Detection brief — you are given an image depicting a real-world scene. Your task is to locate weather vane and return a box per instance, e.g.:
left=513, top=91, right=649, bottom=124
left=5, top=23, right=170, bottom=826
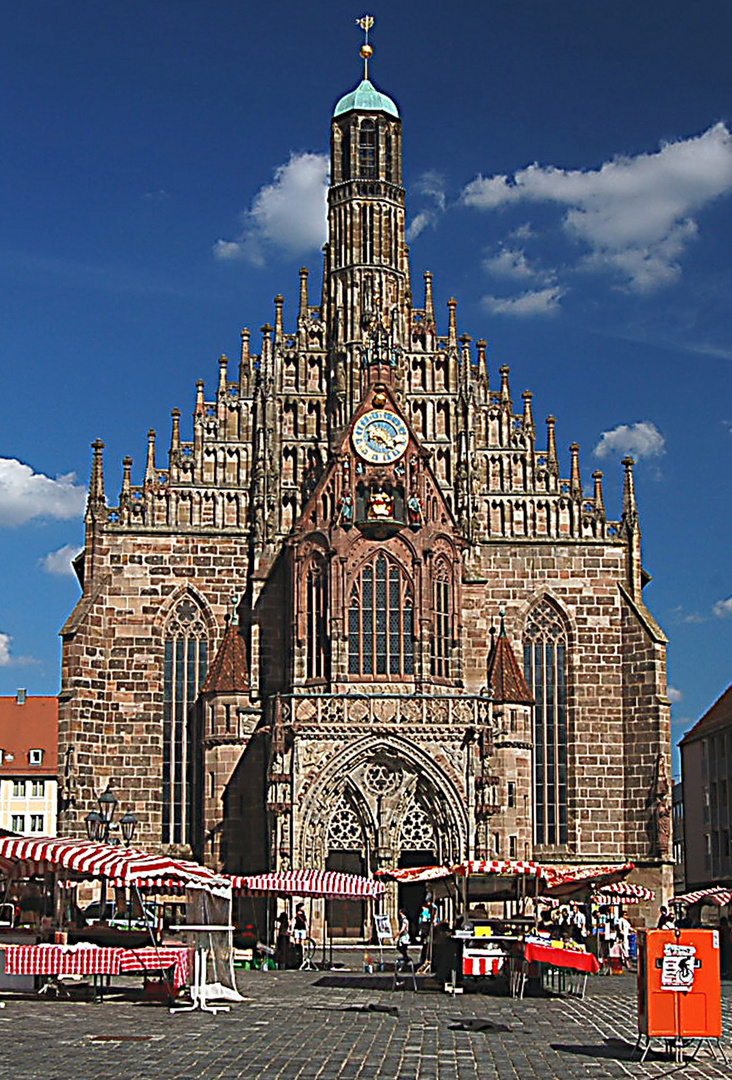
left=356, top=14, right=374, bottom=79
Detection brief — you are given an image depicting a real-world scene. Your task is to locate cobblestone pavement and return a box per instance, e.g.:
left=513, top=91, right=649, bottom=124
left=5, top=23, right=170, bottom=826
left=2, top=971, right=730, bottom=1080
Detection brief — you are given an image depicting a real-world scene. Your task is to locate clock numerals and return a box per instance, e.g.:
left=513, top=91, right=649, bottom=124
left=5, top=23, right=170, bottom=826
left=352, top=409, right=408, bottom=464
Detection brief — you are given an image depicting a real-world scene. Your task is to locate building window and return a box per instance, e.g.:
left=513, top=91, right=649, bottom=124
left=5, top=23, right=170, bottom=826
left=348, top=554, right=414, bottom=677
left=509, top=835, right=517, bottom=859
left=11, top=815, right=25, bottom=833
left=431, top=568, right=452, bottom=679
left=341, top=129, right=351, bottom=181
left=358, top=119, right=377, bottom=179
left=507, top=781, right=516, bottom=809
left=12, top=780, right=26, bottom=798
left=163, top=597, right=208, bottom=846
left=306, top=555, right=329, bottom=681
left=524, top=599, right=569, bottom=847
left=29, top=815, right=43, bottom=833
left=31, top=780, right=45, bottom=798
left=384, top=128, right=393, bottom=182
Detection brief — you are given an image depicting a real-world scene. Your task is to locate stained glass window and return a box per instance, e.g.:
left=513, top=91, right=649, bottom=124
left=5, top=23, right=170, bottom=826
left=348, top=554, right=414, bottom=677
left=523, top=599, right=568, bottom=847
left=163, top=597, right=208, bottom=845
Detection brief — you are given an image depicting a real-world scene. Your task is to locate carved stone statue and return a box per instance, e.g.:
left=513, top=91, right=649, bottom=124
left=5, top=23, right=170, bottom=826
left=645, top=752, right=671, bottom=858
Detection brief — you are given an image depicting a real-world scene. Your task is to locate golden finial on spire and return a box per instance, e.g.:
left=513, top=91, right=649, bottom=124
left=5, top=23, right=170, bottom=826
left=356, top=14, right=374, bottom=79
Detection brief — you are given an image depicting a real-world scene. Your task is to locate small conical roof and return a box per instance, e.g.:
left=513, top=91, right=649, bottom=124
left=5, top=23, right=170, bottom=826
left=334, top=78, right=399, bottom=118
left=200, top=615, right=249, bottom=694
left=486, top=615, right=534, bottom=705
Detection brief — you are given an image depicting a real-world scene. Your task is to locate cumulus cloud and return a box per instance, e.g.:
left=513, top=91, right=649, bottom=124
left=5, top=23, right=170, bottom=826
left=483, top=246, right=553, bottom=283
left=0, top=633, right=11, bottom=666
left=593, top=421, right=665, bottom=460
left=482, top=286, right=563, bottom=317
left=668, top=686, right=683, bottom=703
left=407, top=171, right=447, bottom=241
left=462, top=123, right=732, bottom=292
left=214, top=152, right=329, bottom=266
left=0, top=458, right=87, bottom=527
left=41, top=544, right=83, bottom=577
left=713, top=597, right=732, bottom=618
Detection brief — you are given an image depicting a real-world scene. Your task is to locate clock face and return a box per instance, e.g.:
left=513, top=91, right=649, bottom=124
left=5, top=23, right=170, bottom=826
left=352, top=409, right=409, bottom=464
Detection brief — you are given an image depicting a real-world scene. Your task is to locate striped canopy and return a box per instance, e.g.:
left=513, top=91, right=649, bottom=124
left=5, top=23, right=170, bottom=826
left=230, top=870, right=385, bottom=900
left=451, top=860, right=547, bottom=878
left=375, top=866, right=452, bottom=884
left=0, top=836, right=231, bottom=896
left=541, top=862, right=635, bottom=897
left=596, top=882, right=654, bottom=902
left=675, top=887, right=732, bottom=907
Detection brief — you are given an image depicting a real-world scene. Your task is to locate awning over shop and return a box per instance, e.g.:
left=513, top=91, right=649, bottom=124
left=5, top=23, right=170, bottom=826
left=375, top=866, right=452, bottom=884
left=451, top=860, right=546, bottom=878
left=541, top=862, right=635, bottom=898
left=229, top=870, right=386, bottom=900
left=0, top=836, right=231, bottom=896
left=675, top=887, right=732, bottom=907
left=596, top=882, right=654, bottom=902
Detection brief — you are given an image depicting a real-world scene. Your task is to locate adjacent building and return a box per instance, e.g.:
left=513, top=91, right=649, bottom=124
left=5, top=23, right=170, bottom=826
left=680, top=684, right=732, bottom=891
left=57, top=34, right=673, bottom=927
left=0, top=691, right=58, bottom=837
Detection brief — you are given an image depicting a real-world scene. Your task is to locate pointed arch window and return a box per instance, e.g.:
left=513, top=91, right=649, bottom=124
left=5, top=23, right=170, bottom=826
left=523, top=600, right=568, bottom=847
left=163, top=597, right=208, bottom=846
left=384, top=128, right=393, bottom=183
left=358, top=118, right=377, bottom=179
left=306, top=554, right=329, bottom=681
left=431, top=564, right=453, bottom=679
left=348, top=554, right=414, bottom=677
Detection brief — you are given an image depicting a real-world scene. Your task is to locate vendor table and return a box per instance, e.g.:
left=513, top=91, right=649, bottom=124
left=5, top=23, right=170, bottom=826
left=1, top=943, right=190, bottom=992
left=514, top=940, right=600, bottom=999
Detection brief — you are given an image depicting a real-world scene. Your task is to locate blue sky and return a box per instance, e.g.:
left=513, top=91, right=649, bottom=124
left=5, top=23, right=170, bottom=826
left=0, top=1, right=730, bottom=770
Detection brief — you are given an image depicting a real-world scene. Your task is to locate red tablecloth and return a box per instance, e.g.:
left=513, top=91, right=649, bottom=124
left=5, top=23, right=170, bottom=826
left=523, top=941, right=600, bottom=974
left=1, top=944, right=191, bottom=989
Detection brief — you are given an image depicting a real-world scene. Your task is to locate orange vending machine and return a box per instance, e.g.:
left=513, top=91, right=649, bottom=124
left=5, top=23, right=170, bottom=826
left=637, top=929, right=722, bottom=1052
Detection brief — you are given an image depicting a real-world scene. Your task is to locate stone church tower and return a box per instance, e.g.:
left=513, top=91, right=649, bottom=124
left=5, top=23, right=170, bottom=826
left=58, top=33, right=673, bottom=927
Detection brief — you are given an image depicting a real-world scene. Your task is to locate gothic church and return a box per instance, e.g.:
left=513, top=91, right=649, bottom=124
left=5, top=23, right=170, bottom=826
left=58, top=36, right=673, bottom=929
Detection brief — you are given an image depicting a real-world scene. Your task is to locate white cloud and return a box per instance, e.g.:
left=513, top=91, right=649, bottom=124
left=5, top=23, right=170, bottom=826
left=214, top=152, right=329, bottom=266
left=713, top=597, right=732, bottom=618
left=0, top=633, right=11, bottom=666
left=483, top=246, right=553, bottom=282
left=462, top=123, right=732, bottom=292
left=41, top=544, right=83, bottom=577
left=593, top=421, right=665, bottom=460
left=407, top=171, right=447, bottom=241
left=0, top=458, right=87, bottom=527
left=668, top=686, right=683, bottom=703
left=482, top=286, right=563, bottom=317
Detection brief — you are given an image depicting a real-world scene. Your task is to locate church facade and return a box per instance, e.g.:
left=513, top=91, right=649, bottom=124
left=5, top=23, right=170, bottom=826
left=58, top=47, right=673, bottom=927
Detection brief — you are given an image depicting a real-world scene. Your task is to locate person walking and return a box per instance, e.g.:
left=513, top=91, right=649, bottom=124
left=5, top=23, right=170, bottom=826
left=397, top=908, right=411, bottom=961
left=418, top=899, right=433, bottom=970
left=293, top=903, right=307, bottom=966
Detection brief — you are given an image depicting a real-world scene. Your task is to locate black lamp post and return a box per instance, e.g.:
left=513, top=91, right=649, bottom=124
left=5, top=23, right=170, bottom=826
left=84, top=782, right=138, bottom=847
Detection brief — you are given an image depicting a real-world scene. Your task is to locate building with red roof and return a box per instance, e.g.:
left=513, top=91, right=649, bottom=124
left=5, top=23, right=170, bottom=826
left=0, top=691, right=58, bottom=837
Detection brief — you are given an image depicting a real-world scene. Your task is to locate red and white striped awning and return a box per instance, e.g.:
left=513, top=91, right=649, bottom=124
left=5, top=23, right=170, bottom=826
left=675, top=887, right=732, bottom=907
left=375, top=866, right=452, bottom=884
left=230, top=870, right=385, bottom=900
left=0, top=836, right=230, bottom=896
left=541, top=862, right=635, bottom=897
left=451, top=860, right=547, bottom=878
left=596, top=882, right=654, bottom=902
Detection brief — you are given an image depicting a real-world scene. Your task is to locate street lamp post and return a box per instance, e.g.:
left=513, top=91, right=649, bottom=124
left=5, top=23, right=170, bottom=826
left=84, top=781, right=139, bottom=921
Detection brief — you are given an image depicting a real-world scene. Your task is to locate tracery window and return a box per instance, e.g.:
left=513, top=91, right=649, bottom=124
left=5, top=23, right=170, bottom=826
left=400, top=800, right=436, bottom=850
left=163, top=597, right=208, bottom=845
left=384, top=129, right=393, bottom=182
left=358, top=119, right=377, bottom=179
left=328, top=796, right=364, bottom=849
left=348, top=554, right=414, bottom=677
left=431, top=565, right=452, bottom=679
left=523, top=599, right=569, bottom=846
left=306, top=555, right=329, bottom=681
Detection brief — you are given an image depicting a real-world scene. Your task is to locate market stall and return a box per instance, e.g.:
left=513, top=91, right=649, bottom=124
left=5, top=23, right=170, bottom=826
left=0, top=836, right=231, bottom=1003
left=230, top=869, right=386, bottom=969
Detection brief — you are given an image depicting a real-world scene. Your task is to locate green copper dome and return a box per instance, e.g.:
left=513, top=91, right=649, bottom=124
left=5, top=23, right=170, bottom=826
left=333, top=78, right=399, bottom=119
